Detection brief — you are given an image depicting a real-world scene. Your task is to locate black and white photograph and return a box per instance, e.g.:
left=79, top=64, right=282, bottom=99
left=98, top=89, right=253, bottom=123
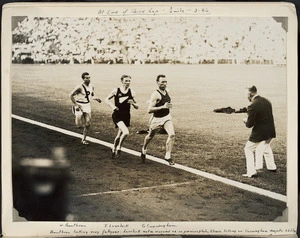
left=1, top=2, right=298, bottom=237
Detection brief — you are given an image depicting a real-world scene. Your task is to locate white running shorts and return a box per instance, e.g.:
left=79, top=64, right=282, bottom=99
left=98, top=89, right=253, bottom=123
left=149, top=114, right=172, bottom=130
left=77, top=102, right=91, bottom=114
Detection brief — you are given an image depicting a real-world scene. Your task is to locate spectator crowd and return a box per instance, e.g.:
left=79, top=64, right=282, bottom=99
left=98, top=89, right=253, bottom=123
left=12, top=16, right=286, bottom=65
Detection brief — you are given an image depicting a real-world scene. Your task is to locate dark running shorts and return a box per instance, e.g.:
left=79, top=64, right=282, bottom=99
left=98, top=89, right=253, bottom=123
left=112, top=110, right=131, bottom=128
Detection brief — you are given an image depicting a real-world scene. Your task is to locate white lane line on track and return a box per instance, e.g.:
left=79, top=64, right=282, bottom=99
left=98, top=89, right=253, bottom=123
left=12, top=114, right=287, bottom=203
left=77, top=181, right=194, bottom=197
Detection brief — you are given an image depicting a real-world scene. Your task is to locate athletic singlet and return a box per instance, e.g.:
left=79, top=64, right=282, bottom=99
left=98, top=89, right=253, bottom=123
left=76, top=84, right=93, bottom=104
left=114, top=88, right=133, bottom=112
left=154, top=90, right=171, bottom=118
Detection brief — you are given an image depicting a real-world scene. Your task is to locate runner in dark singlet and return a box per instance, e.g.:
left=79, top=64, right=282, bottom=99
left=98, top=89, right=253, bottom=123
left=105, top=75, right=139, bottom=159
left=112, top=87, right=133, bottom=128
left=141, top=74, right=175, bottom=165
left=153, top=90, right=171, bottom=118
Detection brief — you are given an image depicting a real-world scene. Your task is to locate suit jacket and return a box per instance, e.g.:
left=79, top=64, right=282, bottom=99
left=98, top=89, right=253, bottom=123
left=245, top=95, right=276, bottom=142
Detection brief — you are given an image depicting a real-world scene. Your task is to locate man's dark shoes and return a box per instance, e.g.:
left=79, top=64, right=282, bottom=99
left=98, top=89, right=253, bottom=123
left=268, top=169, right=277, bottom=173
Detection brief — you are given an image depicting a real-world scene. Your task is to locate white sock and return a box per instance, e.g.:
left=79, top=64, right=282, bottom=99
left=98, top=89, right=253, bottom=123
left=165, top=152, right=171, bottom=160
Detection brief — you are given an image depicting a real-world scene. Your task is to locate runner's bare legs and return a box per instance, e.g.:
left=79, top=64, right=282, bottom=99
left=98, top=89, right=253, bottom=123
left=113, top=121, right=129, bottom=158
left=141, top=129, right=157, bottom=155
left=163, top=120, right=175, bottom=160
left=82, top=113, right=91, bottom=144
left=141, top=121, right=175, bottom=164
left=113, top=129, right=122, bottom=152
left=75, top=113, right=83, bottom=128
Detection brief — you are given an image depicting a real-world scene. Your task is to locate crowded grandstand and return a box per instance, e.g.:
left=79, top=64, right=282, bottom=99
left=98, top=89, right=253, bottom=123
left=12, top=17, right=287, bottom=65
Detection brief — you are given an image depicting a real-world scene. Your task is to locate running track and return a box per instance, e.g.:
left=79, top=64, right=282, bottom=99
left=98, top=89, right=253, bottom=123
left=12, top=114, right=287, bottom=203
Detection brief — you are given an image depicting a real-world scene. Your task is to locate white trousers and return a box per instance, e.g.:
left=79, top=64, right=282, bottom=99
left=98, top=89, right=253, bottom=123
left=244, top=139, right=277, bottom=174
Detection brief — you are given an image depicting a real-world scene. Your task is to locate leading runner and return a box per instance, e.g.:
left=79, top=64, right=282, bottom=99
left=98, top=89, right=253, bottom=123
left=141, top=74, right=175, bottom=165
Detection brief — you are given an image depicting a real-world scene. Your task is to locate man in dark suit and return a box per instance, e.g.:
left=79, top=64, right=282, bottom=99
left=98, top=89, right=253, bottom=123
left=242, top=85, right=277, bottom=178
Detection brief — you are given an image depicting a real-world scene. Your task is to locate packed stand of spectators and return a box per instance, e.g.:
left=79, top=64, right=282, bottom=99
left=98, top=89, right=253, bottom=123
left=12, top=16, right=286, bottom=65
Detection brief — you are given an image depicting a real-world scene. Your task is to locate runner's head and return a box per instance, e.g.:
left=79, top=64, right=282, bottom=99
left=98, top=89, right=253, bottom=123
left=81, top=72, right=91, bottom=85
left=156, top=74, right=167, bottom=90
left=121, top=74, right=131, bottom=88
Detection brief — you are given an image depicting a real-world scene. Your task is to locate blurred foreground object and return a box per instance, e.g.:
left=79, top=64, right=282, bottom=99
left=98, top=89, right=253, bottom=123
left=13, top=147, right=71, bottom=221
